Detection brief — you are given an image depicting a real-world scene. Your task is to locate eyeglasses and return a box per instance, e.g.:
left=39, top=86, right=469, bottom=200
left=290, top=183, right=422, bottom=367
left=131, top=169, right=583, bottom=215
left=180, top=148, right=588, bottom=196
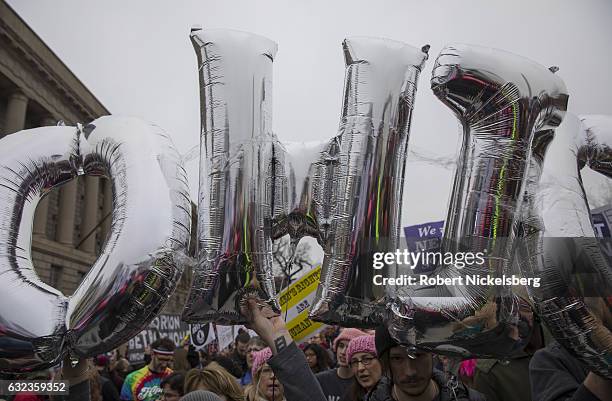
left=349, top=356, right=377, bottom=368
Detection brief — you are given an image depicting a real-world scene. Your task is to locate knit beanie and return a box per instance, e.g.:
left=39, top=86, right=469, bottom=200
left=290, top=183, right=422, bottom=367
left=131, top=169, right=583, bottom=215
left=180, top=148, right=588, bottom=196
left=94, top=354, right=109, bottom=367
left=332, top=328, right=367, bottom=352
left=180, top=390, right=223, bottom=401
left=459, top=359, right=477, bottom=378
left=346, top=335, right=377, bottom=364
left=251, top=347, right=273, bottom=377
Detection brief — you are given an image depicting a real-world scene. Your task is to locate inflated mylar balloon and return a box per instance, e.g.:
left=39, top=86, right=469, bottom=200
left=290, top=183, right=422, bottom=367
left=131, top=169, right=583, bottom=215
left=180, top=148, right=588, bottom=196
left=519, top=113, right=612, bottom=378
left=272, top=138, right=341, bottom=245
left=0, top=126, right=78, bottom=373
left=0, top=116, right=191, bottom=373
left=388, top=44, right=568, bottom=358
left=68, top=116, right=192, bottom=356
left=182, top=28, right=280, bottom=324
left=309, top=37, right=429, bottom=327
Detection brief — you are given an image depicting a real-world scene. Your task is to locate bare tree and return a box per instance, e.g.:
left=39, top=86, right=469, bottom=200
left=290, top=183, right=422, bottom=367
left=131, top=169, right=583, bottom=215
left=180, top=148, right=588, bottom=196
left=272, top=235, right=316, bottom=290
left=576, top=166, right=612, bottom=212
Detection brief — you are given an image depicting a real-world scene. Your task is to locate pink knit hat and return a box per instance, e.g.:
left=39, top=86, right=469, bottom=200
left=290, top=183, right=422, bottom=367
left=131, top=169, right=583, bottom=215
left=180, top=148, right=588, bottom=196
left=251, top=347, right=273, bottom=377
left=333, top=328, right=367, bottom=352
left=346, top=335, right=377, bottom=364
left=459, top=359, right=477, bottom=378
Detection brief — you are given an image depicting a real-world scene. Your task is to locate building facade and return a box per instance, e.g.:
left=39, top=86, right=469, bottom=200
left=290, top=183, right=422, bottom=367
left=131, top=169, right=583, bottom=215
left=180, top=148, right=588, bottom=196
left=0, top=0, right=191, bottom=314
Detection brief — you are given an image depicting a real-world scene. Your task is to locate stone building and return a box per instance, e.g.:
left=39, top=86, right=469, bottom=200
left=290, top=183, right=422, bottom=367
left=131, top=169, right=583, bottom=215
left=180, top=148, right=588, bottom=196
left=0, top=0, right=192, bottom=314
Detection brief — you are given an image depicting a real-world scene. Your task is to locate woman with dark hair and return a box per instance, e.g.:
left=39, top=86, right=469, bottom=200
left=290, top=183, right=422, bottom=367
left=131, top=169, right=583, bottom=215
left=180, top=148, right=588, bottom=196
left=187, top=346, right=203, bottom=369
left=160, top=372, right=185, bottom=401
left=303, top=344, right=331, bottom=374
left=109, top=357, right=130, bottom=393
left=339, top=335, right=381, bottom=401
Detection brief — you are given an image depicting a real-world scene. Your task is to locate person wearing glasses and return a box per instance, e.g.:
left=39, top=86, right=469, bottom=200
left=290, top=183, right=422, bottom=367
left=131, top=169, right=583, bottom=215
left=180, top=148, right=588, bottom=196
left=241, top=337, right=267, bottom=386
left=366, top=327, right=485, bottom=401
left=240, top=299, right=326, bottom=401
left=121, top=337, right=175, bottom=401
left=317, top=328, right=367, bottom=401
left=244, top=347, right=285, bottom=401
left=340, top=335, right=382, bottom=401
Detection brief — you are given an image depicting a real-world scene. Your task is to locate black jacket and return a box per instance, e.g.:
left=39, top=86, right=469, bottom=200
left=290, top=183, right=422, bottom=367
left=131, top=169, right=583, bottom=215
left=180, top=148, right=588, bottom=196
left=529, top=341, right=601, bottom=401
left=268, top=342, right=327, bottom=401
left=365, top=372, right=485, bottom=401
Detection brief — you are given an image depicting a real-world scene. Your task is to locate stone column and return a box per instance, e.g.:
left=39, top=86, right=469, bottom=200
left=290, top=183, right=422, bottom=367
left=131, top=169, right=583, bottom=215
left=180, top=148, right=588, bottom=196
left=33, top=116, right=57, bottom=238
left=56, top=179, right=78, bottom=245
left=79, top=176, right=100, bottom=254
left=101, top=179, right=113, bottom=239
left=39, top=116, right=56, bottom=127
left=3, top=91, right=29, bottom=137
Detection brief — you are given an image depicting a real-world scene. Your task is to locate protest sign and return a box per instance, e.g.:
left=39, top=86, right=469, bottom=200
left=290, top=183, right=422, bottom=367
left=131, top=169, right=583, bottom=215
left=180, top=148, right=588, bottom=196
left=403, top=220, right=444, bottom=273
left=216, top=324, right=234, bottom=351
left=127, top=314, right=189, bottom=365
left=190, top=323, right=215, bottom=350
left=279, top=266, right=325, bottom=343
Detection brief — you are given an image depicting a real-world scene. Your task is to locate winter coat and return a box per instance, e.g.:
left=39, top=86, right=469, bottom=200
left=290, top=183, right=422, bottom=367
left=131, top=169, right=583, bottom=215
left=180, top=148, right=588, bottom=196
left=365, top=371, right=485, bottom=401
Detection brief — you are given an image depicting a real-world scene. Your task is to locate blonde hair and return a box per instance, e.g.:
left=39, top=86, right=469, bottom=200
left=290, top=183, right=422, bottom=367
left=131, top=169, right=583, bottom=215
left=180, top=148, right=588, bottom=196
left=453, top=301, right=498, bottom=332
left=184, top=364, right=245, bottom=401
left=244, top=382, right=265, bottom=401
left=243, top=365, right=285, bottom=401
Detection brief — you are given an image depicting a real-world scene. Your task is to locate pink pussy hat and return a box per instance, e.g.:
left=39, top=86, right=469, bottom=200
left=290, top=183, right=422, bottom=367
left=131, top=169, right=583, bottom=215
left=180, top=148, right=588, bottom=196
left=251, top=347, right=273, bottom=377
left=333, top=328, right=367, bottom=352
left=346, top=335, right=377, bottom=364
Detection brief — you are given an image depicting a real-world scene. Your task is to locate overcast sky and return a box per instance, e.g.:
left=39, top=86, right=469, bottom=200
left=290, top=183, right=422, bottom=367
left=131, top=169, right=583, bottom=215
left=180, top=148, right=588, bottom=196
left=8, top=0, right=612, bottom=225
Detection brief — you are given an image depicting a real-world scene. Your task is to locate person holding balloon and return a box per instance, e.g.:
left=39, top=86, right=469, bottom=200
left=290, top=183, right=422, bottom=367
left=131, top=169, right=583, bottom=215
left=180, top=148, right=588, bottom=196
left=316, top=328, right=367, bottom=401
left=240, top=298, right=484, bottom=401
left=120, top=338, right=175, bottom=401
left=241, top=298, right=327, bottom=401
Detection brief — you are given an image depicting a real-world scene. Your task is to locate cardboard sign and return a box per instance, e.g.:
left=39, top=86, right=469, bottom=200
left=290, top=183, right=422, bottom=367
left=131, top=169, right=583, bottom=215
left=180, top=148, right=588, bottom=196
left=279, top=266, right=325, bottom=343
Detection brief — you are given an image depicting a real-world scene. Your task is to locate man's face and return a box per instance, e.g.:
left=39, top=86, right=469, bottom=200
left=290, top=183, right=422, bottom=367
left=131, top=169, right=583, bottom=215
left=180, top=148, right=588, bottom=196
left=236, top=340, right=249, bottom=358
left=311, top=334, right=323, bottom=345
left=151, top=352, right=174, bottom=372
left=388, top=347, right=433, bottom=396
left=336, top=340, right=350, bottom=367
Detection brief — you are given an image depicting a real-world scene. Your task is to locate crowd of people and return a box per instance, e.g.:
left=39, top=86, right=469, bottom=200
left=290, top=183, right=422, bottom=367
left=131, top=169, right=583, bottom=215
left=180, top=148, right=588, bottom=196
left=2, top=299, right=610, bottom=401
